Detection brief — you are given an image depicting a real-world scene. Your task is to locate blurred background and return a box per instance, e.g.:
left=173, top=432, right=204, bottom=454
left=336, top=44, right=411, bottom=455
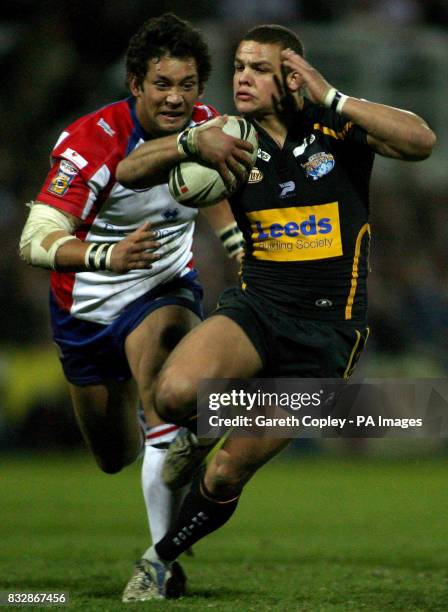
left=0, top=0, right=447, bottom=454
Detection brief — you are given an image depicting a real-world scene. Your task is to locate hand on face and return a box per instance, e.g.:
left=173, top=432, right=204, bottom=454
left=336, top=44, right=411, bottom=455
left=233, top=41, right=306, bottom=120
left=281, top=49, right=333, bottom=106
left=272, top=63, right=300, bottom=116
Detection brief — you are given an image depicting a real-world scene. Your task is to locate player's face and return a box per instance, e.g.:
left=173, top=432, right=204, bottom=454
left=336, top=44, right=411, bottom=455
left=233, top=41, right=284, bottom=118
left=132, top=55, right=200, bottom=136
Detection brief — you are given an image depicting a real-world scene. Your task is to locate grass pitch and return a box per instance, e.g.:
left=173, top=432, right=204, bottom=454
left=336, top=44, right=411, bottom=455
left=1, top=450, right=447, bottom=611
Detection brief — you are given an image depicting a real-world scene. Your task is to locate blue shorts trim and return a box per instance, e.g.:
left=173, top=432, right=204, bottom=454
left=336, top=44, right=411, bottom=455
left=50, top=271, right=203, bottom=386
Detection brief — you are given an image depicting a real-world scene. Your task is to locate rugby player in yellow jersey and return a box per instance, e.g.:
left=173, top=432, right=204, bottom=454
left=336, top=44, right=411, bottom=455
left=115, top=24, right=436, bottom=597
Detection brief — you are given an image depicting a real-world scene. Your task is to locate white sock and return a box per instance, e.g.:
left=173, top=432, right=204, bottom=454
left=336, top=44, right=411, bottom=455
left=141, top=424, right=188, bottom=546
left=142, top=544, right=159, bottom=563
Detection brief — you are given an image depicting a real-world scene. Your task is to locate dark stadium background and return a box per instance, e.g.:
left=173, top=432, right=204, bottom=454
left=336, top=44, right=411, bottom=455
left=0, top=1, right=447, bottom=452
left=1, top=3, right=447, bottom=610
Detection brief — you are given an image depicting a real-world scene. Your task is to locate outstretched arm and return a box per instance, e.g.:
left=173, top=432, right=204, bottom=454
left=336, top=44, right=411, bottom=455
left=116, top=117, right=254, bottom=190
left=281, top=49, right=436, bottom=161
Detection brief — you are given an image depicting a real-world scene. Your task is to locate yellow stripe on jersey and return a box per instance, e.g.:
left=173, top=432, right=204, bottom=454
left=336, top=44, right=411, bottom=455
left=345, top=223, right=370, bottom=320
left=313, top=122, right=353, bottom=140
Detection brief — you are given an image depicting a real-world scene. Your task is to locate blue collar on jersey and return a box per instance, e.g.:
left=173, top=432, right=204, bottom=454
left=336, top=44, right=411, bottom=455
left=126, top=96, right=151, bottom=156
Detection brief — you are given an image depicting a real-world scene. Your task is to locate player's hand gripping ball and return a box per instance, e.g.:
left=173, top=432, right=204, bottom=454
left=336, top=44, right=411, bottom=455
left=169, top=116, right=258, bottom=207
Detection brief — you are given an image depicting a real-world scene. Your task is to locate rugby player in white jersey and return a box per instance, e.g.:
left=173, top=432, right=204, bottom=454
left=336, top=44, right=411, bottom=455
left=19, top=13, right=253, bottom=602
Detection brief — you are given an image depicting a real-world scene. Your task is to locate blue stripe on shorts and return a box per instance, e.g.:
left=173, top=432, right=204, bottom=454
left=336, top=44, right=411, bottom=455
left=50, top=271, right=203, bottom=386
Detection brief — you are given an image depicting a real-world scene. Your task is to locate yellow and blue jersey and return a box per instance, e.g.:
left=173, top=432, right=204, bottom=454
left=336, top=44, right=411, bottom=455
left=231, top=100, right=374, bottom=323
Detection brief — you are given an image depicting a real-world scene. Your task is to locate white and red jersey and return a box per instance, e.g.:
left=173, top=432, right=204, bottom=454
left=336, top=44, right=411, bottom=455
left=37, top=98, right=217, bottom=325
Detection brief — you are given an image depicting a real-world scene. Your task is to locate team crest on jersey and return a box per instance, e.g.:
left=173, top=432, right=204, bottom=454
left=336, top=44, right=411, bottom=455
left=47, top=160, right=78, bottom=196
left=301, top=152, right=335, bottom=181
left=248, top=167, right=263, bottom=183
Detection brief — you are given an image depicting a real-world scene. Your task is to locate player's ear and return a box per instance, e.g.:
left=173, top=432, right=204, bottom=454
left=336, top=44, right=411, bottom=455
left=198, top=83, right=205, bottom=98
left=286, top=70, right=301, bottom=93
left=129, top=75, right=142, bottom=97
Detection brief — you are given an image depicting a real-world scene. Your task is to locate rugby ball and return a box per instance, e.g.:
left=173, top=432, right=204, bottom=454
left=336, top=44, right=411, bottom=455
left=168, top=116, right=258, bottom=208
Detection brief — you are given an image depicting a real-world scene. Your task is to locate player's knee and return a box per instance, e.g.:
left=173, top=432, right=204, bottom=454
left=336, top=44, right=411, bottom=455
left=94, top=448, right=137, bottom=474
left=205, top=452, right=255, bottom=498
left=96, top=457, right=125, bottom=474
left=154, top=367, right=196, bottom=424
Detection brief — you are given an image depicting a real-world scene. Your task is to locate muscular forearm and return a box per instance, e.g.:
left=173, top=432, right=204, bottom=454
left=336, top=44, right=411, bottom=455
left=200, top=200, right=237, bottom=232
left=339, top=96, right=436, bottom=160
left=116, top=133, right=183, bottom=189
left=54, top=226, right=160, bottom=273
left=54, top=238, right=98, bottom=271
left=281, top=50, right=436, bottom=161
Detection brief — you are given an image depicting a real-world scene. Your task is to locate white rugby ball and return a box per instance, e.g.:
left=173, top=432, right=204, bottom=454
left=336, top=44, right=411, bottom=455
left=168, top=116, right=258, bottom=208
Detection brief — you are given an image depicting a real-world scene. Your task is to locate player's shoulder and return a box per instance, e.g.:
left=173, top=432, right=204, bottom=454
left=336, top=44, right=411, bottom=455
left=61, top=99, right=133, bottom=139
left=51, top=99, right=133, bottom=173
left=192, top=102, right=219, bottom=124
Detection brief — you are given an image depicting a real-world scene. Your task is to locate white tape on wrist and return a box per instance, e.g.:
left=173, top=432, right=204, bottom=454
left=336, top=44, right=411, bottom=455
left=177, top=129, right=193, bottom=158
left=324, top=88, right=348, bottom=114
left=84, top=243, right=115, bottom=271
left=105, top=244, right=115, bottom=270
left=335, top=93, right=348, bottom=114
left=324, top=88, right=337, bottom=108
left=216, top=222, right=245, bottom=258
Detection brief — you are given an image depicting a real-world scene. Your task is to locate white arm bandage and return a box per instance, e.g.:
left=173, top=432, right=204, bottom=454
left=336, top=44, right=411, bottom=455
left=19, top=202, right=79, bottom=270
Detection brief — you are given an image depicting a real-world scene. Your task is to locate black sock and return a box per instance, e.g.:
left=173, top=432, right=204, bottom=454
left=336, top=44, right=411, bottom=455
left=155, top=478, right=240, bottom=562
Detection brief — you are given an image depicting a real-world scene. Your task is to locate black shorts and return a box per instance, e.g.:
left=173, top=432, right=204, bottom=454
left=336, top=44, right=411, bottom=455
left=214, top=287, right=369, bottom=378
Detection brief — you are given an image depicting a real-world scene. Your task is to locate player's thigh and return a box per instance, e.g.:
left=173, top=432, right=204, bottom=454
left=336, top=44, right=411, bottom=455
left=155, top=315, right=263, bottom=418
left=162, top=314, right=263, bottom=382
left=69, top=378, right=140, bottom=470
left=124, top=304, right=201, bottom=419
left=206, top=436, right=291, bottom=491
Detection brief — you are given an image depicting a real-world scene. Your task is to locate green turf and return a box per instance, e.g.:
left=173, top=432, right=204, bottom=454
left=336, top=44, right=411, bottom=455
left=1, top=451, right=447, bottom=611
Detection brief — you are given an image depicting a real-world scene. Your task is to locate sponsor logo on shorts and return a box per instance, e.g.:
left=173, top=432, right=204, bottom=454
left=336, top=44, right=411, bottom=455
left=315, top=298, right=333, bottom=308
left=301, top=152, right=335, bottom=180
left=248, top=167, right=263, bottom=183
left=47, top=160, right=78, bottom=196
left=247, top=202, right=342, bottom=262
